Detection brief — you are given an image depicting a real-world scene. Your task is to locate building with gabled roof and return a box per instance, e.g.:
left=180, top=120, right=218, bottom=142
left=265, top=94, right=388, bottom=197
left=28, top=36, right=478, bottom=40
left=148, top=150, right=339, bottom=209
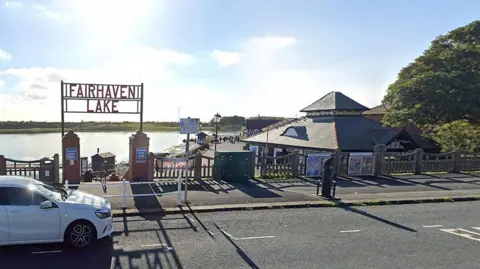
left=243, top=91, right=439, bottom=154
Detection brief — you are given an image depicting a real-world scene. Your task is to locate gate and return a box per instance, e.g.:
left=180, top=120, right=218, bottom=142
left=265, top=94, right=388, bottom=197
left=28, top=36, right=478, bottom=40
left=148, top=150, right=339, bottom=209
left=153, top=155, right=195, bottom=179
left=0, top=154, right=59, bottom=183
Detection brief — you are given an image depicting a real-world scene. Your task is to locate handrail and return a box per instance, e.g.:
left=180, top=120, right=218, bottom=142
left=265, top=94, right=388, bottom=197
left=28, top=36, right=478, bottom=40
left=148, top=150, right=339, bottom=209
left=63, top=178, right=184, bottom=208
left=5, top=158, right=47, bottom=164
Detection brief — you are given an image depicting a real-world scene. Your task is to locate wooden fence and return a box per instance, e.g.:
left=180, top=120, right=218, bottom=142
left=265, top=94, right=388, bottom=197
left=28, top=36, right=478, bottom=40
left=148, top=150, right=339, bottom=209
left=0, top=154, right=60, bottom=183
left=256, top=153, right=296, bottom=177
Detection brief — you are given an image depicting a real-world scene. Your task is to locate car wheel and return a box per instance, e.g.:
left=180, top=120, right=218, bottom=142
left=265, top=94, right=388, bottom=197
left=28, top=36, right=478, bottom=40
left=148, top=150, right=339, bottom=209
left=66, top=221, right=97, bottom=249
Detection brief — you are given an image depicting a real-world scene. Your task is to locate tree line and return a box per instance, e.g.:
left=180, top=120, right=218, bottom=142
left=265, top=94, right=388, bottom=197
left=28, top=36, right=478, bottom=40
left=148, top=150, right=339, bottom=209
left=0, top=116, right=286, bottom=130
left=382, top=20, right=480, bottom=152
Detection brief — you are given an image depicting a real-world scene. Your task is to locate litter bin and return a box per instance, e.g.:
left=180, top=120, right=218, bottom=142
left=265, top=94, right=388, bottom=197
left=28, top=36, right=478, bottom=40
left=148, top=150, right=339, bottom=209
left=83, top=169, right=93, bottom=182
left=39, top=157, right=54, bottom=183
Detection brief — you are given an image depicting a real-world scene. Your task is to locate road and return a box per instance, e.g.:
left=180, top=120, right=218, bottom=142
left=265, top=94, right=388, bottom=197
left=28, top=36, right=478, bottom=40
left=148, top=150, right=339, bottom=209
left=2, top=202, right=480, bottom=269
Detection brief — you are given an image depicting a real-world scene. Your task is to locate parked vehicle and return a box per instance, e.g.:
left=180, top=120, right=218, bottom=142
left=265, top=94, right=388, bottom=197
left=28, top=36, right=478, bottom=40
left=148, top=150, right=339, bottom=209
left=0, top=176, right=113, bottom=248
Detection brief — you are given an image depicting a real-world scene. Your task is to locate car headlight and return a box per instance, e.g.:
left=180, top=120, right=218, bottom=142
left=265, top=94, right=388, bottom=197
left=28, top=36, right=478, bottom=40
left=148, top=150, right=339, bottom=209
left=95, top=209, right=111, bottom=219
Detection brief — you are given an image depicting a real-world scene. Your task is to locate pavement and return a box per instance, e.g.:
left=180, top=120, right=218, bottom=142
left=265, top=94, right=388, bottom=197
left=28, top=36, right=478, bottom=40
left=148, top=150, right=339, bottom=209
left=2, top=201, right=480, bottom=269
left=73, top=173, right=480, bottom=215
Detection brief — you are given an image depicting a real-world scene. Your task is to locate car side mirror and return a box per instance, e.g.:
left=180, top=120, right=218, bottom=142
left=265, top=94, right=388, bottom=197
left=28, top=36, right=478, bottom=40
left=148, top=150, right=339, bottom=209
left=40, top=200, right=53, bottom=209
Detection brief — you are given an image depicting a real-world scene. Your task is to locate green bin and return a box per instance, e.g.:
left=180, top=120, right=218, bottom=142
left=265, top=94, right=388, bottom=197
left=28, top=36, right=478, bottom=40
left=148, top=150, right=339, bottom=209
left=213, top=150, right=254, bottom=182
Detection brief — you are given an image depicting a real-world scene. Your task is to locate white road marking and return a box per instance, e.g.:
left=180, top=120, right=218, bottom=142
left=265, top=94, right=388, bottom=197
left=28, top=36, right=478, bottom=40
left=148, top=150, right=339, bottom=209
left=472, top=227, right=480, bottom=231
left=340, top=230, right=361, bottom=233
left=422, top=225, right=443, bottom=228
left=457, top=228, right=480, bottom=236
left=32, top=250, right=62, bottom=255
left=219, top=229, right=274, bottom=241
left=236, top=236, right=276, bottom=240
left=141, top=243, right=174, bottom=251
left=440, top=228, right=480, bottom=242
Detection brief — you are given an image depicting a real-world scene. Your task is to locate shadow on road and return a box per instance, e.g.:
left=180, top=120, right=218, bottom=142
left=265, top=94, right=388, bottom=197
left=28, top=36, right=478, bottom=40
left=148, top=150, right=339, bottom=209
left=130, top=183, right=185, bottom=269
left=0, top=238, right=114, bottom=269
left=339, top=204, right=417, bottom=233
left=213, top=223, right=260, bottom=269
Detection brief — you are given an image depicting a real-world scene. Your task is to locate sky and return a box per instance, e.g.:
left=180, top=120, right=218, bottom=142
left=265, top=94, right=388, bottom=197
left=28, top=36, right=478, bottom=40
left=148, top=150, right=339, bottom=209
left=0, top=0, right=479, bottom=122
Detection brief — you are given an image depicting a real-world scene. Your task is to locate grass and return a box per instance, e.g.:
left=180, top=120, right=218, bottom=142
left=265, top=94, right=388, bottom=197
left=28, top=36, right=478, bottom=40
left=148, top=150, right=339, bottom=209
left=0, top=123, right=241, bottom=134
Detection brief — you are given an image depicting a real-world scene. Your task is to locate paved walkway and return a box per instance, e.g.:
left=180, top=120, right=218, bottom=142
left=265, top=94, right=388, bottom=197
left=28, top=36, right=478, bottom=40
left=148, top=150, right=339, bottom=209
left=75, top=173, right=480, bottom=212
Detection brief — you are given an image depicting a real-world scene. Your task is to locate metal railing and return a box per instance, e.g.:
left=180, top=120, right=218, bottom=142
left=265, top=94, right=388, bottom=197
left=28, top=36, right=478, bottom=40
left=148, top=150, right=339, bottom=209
left=63, top=177, right=185, bottom=209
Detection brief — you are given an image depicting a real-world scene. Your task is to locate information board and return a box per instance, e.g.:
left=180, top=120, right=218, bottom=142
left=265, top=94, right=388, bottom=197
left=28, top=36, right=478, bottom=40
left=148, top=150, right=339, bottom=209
left=157, top=157, right=194, bottom=170
left=306, top=153, right=331, bottom=177
left=66, top=148, right=77, bottom=161
left=180, top=118, right=200, bottom=134
left=348, top=152, right=374, bottom=175
left=136, top=147, right=147, bottom=163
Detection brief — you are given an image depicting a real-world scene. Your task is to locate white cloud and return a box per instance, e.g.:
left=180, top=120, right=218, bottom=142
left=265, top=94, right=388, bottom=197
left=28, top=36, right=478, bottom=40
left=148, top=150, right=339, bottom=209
left=0, top=35, right=392, bottom=122
left=0, top=46, right=209, bottom=122
left=0, top=80, right=4, bottom=88
left=0, top=49, right=11, bottom=60
left=210, top=50, right=241, bottom=67
left=3, top=0, right=22, bottom=8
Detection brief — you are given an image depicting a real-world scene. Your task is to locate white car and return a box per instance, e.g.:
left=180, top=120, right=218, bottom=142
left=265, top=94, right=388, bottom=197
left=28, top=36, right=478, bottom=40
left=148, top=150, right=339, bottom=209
left=0, top=176, right=113, bottom=248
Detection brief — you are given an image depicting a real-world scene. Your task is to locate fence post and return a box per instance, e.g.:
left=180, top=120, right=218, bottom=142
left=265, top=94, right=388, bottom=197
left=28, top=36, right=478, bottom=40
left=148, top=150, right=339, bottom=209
left=53, top=154, right=60, bottom=184
left=147, top=152, right=154, bottom=181
left=414, top=148, right=424, bottom=175
left=194, top=152, right=202, bottom=180
left=452, top=151, right=461, bottom=173
left=65, top=180, right=69, bottom=189
left=373, top=144, right=386, bottom=176
left=292, top=151, right=299, bottom=178
left=0, top=155, right=6, bottom=176
left=333, top=150, right=341, bottom=175
left=121, top=178, right=127, bottom=209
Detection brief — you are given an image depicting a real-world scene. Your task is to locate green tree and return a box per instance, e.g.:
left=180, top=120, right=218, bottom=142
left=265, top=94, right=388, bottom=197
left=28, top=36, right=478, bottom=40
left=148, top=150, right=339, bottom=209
left=432, top=120, right=480, bottom=152
left=383, top=20, right=480, bottom=127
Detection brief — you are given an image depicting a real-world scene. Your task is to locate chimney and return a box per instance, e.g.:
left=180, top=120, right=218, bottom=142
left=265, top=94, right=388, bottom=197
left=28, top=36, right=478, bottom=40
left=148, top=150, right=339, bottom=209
left=97, top=148, right=99, bottom=154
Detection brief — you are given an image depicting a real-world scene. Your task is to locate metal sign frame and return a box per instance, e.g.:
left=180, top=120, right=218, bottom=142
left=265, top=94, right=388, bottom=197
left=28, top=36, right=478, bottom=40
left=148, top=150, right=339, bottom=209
left=60, top=81, right=144, bottom=138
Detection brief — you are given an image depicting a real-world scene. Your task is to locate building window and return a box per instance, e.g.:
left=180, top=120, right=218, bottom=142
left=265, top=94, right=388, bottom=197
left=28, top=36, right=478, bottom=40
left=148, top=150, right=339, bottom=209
left=282, top=126, right=308, bottom=140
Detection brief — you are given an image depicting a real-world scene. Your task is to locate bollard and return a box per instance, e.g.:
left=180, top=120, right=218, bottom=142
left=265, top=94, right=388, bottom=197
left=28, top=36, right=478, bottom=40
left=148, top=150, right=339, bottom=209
left=121, top=178, right=127, bottom=209
left=65, top=180, right=69, bottom=190
left=321, top=157, right=334, bottom=198
left=177, top=175, right=183, bottom=206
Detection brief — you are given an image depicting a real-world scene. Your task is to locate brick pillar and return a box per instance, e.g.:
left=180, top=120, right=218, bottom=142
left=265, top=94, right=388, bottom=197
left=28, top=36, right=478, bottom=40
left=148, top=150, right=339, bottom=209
left=62, top=131, right=81, bottom=184
left=0, top=155, right=6, bottom=176
left=128, top=131, right=150, bottom=181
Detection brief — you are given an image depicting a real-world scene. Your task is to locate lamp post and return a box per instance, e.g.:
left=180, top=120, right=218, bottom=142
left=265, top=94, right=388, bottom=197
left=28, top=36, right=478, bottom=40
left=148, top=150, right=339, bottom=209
left=213, top=113, right=222, bottom=152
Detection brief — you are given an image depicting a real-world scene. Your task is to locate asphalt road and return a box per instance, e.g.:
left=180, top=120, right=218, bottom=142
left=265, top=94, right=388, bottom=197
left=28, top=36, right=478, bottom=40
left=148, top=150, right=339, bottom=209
left=2, top=202, right=480, bottom=269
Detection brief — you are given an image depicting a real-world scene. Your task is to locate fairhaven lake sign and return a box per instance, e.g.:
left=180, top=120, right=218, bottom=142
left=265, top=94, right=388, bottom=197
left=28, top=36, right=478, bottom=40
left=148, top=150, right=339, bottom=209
left=60, top=81, right=144, bottom=137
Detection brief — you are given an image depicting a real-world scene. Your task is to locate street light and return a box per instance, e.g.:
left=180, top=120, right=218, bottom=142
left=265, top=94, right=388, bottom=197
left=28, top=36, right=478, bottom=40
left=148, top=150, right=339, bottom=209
left=213, top=113, right=222, bottom=152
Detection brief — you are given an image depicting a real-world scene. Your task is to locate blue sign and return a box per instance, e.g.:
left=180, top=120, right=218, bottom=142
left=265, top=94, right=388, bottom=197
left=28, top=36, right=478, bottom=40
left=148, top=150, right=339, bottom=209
left=136, top=147, right=147, bottom=163
left=66, top=148, right=77, bottom=161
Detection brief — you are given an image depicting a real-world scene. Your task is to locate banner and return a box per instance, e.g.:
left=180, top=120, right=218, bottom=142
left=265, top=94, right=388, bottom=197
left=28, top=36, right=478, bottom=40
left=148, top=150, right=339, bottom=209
left=306, top=153, right=331, bottom=177
left=348, top=152, right=374, bottom=175
left=156, top=157, right=194, bottom=170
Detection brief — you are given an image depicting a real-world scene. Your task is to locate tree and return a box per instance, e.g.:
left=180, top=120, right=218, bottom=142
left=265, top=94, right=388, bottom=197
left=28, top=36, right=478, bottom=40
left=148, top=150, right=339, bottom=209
left=383, top=20, right=480, bottom=127
left=431, top=120, right=480, bottom=152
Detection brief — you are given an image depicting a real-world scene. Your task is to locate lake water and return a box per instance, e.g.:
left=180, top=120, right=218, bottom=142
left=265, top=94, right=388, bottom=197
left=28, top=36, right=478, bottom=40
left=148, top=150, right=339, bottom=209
left=0, top=131, right=238, bottom=162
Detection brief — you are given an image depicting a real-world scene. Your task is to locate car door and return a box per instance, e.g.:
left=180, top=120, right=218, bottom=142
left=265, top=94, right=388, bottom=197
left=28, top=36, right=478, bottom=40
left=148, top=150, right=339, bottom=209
left=6, top=187, right=61, bottom=242
left=0, top=188, right=9, bottom=243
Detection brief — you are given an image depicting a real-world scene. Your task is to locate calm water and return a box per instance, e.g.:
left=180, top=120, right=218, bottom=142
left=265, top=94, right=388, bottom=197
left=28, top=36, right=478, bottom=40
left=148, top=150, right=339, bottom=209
left=0, top=131, right=238, bottom=162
